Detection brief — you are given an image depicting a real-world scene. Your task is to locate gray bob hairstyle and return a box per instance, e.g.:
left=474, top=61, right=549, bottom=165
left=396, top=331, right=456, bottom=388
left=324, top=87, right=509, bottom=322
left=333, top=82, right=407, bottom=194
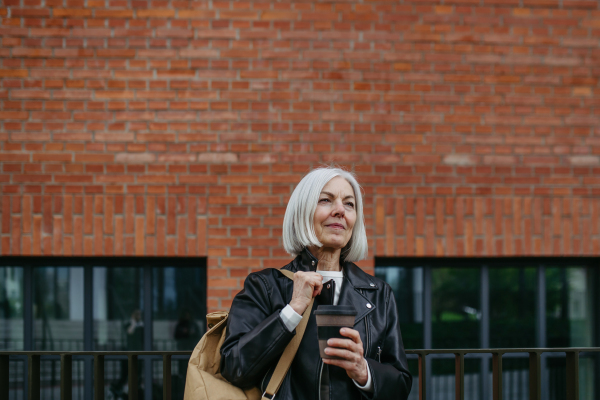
left=282, top=167, right=368, bottom=262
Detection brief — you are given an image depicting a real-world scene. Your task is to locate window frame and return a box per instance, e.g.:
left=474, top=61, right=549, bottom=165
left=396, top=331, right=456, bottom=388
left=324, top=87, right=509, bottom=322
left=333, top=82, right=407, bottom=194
left=375, top=256, right=600, bottom=399
left=0, top=256, right=207, bottom=400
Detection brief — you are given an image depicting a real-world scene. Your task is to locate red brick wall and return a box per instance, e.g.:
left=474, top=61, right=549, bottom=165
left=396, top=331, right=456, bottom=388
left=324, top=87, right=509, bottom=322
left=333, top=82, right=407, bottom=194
left=1, top=1, right=599, bottom=309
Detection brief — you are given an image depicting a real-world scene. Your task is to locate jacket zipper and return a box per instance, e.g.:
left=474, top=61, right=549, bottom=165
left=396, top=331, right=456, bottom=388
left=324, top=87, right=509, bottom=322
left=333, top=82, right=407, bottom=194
left=318, top=360, right=324, bottom=400
left=360, top=289, right=371, bottom=358
left=365, top=315, right=370, bottom=357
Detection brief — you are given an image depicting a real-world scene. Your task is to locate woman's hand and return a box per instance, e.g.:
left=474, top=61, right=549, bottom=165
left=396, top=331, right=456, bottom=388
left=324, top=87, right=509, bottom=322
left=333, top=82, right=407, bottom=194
left=323, top=328, right=369, bottom=386
left=288, top=271, right=323, bottom=315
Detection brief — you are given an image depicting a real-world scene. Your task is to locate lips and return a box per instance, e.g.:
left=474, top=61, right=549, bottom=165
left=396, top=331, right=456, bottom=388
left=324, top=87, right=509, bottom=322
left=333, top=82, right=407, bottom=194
left=326, top=223, right=345, bottom=229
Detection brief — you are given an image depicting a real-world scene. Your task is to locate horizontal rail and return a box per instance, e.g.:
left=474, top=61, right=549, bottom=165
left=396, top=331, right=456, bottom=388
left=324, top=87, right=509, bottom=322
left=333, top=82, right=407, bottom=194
left=404, top=348, right=600, bottom=400
left=404, top=347, right=600, bottom=354
left=1, top=348, right=598, bottom=400
left=0, top=351, right=192, bottom=356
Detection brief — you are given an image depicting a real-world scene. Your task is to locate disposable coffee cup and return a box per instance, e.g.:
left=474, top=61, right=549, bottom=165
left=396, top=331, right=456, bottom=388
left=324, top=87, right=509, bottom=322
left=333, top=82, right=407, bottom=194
left=314, top=305, right=357, bottom=359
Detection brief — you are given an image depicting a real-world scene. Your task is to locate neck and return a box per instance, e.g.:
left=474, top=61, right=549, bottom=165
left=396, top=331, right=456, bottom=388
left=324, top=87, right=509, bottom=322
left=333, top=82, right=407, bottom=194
left=307, top=246, right=342, bottom=272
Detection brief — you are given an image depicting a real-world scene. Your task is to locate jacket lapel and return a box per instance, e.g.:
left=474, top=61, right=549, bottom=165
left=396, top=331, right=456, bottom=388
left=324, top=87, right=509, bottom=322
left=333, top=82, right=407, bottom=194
left=339, top=262, right=377, bottom=324
left=291, top=249, right=378, bottom=324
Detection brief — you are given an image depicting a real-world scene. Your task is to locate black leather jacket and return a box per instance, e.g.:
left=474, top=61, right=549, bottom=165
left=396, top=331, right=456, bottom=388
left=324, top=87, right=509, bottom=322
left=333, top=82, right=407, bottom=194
left=220, top=249, right=413, bottom=399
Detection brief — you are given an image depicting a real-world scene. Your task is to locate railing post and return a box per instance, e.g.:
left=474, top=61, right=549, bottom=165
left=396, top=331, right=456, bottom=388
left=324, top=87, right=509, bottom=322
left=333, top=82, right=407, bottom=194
left=129, top=354, right=139, bottom=400
left=454, top=352, right=464, bottom=400
left=94, top=355, right=104, bottom=400
left=492, top=352, right=502, bottom=400
left=566, top=351, right=579, bottom=400
left=28, top=355, right=40, bottom=400
left=0, top=355, right=9, bottom=400
left=529, top=351, right=541, bottom=400
left=163, top=354, right=172, bottom=400
left=418, top=352, right=426, bottom=400
left=60, top=354, right=72, bottom=400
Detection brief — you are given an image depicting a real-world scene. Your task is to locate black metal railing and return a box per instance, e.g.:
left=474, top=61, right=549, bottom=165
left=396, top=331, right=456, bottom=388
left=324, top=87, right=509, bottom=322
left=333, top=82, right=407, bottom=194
left=405, top=347, right=599, bottom=400
left=0, top=351, right=191, bottom=400
left=1, top=348, right=598, bottom=400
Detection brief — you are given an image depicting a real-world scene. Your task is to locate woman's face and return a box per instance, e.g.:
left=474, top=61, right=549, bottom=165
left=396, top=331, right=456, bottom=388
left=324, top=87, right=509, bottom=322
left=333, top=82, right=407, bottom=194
left=312, top=176, right=357, bottom=250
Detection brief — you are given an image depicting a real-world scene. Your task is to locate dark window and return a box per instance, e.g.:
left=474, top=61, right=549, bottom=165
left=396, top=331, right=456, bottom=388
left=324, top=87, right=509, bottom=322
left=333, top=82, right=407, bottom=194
left=0, top=257, right=206, bottom=400
left=376, top=257, right=599, bottom=400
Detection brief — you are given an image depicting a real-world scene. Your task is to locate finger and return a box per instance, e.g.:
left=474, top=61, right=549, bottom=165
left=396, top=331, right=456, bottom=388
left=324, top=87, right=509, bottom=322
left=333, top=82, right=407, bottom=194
left=313, top=277, right=323, bottom=291
left=327, top=338, right=355, bottom=350
left=301, top=274, right=320, bottom=286
left=327, top=338, right=361, bottom=357
left=325, top=347, right=362, bottom=368
left=309, top=275, right=323, bottom=286
left=322, top=358, right=356, bottom=371
left=340, top=328, right=362, bottom=344
left=309, top=276, right=323, bottom=297
left=323, top=347, right=359, bottom=362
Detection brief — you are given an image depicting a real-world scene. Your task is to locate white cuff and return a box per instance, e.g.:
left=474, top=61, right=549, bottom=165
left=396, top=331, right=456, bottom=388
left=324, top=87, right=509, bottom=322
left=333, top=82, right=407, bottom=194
left=279, top=304, right=302, bottom=332
left=353, top=361, right=373, bottom=393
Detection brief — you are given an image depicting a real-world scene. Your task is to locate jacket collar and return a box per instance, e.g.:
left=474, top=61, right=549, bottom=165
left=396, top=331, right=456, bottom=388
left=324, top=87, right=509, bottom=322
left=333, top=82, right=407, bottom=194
left=294, top=248, right=378, bottom=289
left=298, top=247, right=319, bottom=272
left=293, top=248, right=378, bottom=323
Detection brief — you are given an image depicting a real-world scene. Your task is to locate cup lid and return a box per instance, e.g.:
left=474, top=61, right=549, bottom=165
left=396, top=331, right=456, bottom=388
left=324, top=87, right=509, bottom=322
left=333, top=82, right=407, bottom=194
left=313, top=305, right=357, bottom=315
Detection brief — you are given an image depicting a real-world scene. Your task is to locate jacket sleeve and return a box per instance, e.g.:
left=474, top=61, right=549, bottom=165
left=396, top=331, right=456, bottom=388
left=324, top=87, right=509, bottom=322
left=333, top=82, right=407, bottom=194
left=220, top=272, right=295, bottom=388
left=363, top=284, right=413, bottom=399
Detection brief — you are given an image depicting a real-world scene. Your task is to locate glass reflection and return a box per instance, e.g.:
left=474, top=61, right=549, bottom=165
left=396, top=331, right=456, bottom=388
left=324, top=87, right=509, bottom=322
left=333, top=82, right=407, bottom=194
left=94, top=267, right=144, bottom=397
left=489, top=267, right=536, bottom=348
left=546, top=267, right=594, bottom=347
left=432, top=268, right=479, bottom=349
left=152, top=267, right=206, bottom=351
left=0, top=267, right=23, bottom=350
left=546, top=266, right=596, bottom=399
left=93, top=267, right=143, bottom=351
left=152, top=267, right=206, bottom=398
left=33, top=267, right=83, bottom=351
left=374, top=266, right=423, bottom=350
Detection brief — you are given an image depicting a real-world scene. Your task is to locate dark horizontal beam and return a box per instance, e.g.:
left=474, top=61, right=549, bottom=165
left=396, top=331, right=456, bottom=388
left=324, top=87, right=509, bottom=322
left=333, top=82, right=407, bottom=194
left=1, top=348, right=598, bottom=357
left=0, top=348, right=595, bottom=400
left=406, top=347, right=600, bottom=354
left=0, top=351, right=192, bottom=356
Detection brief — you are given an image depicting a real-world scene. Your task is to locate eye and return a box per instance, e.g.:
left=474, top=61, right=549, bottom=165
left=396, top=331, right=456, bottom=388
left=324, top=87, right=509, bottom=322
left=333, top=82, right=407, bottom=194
left=345, top=202, right=355, bottom=208
left=319, top=198, right=330, bottom=203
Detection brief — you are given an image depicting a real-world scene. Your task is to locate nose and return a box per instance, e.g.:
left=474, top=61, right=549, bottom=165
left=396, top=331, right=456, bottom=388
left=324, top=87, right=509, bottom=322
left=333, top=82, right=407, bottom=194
left=332, top=199, right=345, bottom=217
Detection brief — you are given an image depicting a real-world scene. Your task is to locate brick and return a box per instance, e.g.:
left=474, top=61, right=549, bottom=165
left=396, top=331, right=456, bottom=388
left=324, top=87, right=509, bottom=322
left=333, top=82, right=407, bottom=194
left=52, top=216, right=62, bottom=255
left=177, top=217, right=186, bottom=255
left=115, top=153, right=156, bottom=163
left=146, top=197, right=155, bottom=235
left=443, top=155, right=479, bottom=166
left=0, top=2, right=596, bottom=308
left=135, top=216, right=144, bottom=255
left=136, top=9, right=175, bottom=18
left=197, top=217, right=207, bottom=256
left=72, top=216, right=82, bottom=256
left=95, top=9, right=134, bottom=18
left=125, top=196, right=134, bottom=234
left=178, top=10, right=215, bottom=19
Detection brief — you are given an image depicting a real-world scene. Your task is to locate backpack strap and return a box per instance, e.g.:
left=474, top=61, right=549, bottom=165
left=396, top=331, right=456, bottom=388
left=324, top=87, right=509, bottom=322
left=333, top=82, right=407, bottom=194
left=261, top=269, right=315, bottom=400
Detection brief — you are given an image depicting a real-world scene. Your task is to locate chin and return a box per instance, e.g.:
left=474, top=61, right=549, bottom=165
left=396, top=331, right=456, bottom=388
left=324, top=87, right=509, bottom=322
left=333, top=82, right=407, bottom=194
left=321, top=239, right=348, bottom=250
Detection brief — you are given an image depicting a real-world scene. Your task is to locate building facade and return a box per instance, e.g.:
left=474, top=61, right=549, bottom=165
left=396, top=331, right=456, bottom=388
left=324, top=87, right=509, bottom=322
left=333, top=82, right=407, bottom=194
left=1, top=0, right=599, bottom=398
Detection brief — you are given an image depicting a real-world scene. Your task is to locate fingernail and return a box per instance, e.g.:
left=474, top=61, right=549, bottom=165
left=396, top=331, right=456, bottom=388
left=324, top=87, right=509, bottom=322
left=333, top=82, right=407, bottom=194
left=324, top=348, right=330, bottom=354
left=340, top=328, right=346, bottom=333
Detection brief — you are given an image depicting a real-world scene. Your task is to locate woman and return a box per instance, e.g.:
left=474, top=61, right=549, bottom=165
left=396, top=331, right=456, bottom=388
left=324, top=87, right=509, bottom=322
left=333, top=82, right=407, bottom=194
left=221, top=167, right=412, bottom=399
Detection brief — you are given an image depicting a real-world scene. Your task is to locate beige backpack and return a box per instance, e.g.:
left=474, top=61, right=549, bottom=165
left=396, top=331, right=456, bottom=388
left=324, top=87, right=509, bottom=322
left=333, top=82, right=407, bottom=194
left=183, top=270, right=313, bottom=400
